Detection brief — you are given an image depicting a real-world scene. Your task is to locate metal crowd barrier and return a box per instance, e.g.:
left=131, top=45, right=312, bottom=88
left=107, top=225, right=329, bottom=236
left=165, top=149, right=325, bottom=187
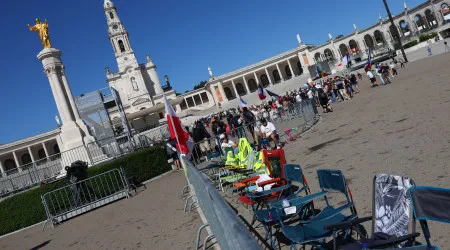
left=181, top=155, right=261, bottom=250
left=41, top=168, right=130, bottom=229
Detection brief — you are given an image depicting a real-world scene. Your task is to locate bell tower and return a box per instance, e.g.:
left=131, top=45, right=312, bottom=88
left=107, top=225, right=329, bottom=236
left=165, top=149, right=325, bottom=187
left=104, top=0, right=138, bottom=72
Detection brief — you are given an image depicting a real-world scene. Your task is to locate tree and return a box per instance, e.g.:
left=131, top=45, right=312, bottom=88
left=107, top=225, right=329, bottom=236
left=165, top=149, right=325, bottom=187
left=193, top=80, right=208, bottom=90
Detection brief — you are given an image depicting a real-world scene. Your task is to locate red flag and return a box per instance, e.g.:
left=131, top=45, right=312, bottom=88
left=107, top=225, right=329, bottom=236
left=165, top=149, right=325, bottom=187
left=163, top=96, right=193, bottom=157
left=257, top=84, right=266, bottom=100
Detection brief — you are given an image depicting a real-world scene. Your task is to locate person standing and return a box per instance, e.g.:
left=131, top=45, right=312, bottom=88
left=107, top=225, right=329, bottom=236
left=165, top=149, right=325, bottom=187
left=427, top=39, right=433, bottom=56
left=367, top=70, right=378, bottom=87
left=381, top=63, right=392, bottom=84
left=350, top=74, right=360, bottom=93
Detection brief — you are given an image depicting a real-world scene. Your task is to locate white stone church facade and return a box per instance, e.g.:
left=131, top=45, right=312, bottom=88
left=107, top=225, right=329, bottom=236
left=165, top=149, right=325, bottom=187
left=0, top=0, right=449, bottom=175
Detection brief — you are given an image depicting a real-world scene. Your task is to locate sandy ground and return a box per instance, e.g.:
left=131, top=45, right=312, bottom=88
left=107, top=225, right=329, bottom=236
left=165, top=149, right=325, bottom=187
left=224, top=52, right=450, bottom=249
left=0, top=171, right=202, bottom=250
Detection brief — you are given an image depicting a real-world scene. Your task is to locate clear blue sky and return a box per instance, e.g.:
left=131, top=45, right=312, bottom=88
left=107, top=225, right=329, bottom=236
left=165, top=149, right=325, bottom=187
left=0, top=0, right=424, bottom=144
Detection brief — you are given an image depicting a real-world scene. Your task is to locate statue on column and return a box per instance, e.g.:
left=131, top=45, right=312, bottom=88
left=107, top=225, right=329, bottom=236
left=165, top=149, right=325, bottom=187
left=28, top=18, right=51, bottom=49
left=353, top=24, right=358, bottom=31
left=296, top=34, right=302, bottom=45
left=328, top=33, right=333, bottom=40
left=208, top=66, right=214, bottom=78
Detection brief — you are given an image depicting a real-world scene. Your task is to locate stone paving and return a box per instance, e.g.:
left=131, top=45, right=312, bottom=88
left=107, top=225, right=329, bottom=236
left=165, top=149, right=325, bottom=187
left=222, top=52, right=450, bottom=249
left=0, top=171, right=202, bottom=250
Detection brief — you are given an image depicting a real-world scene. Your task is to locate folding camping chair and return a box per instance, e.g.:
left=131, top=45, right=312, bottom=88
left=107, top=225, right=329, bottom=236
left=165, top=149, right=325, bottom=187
left=327, top=174, right=418, bottom=249
left=272, top=169, right=359, bottom=250
left=252, top=164, right=328, bottom=249
left=237, top=149, right=287, bottom=198
left=405, top=186, right=450, bottom=250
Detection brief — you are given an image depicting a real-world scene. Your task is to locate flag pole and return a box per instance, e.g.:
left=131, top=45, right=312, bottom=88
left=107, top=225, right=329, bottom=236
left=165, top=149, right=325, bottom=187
left=165, top=95, right=184, bottom=168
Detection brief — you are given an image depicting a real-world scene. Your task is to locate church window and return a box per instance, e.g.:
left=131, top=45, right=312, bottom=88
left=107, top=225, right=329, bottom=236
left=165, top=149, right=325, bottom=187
left=131, top=77, right=139, bottom=91
left=109, top=12, right=114, bottom=19
left=118, top=40, right=125, bottom=52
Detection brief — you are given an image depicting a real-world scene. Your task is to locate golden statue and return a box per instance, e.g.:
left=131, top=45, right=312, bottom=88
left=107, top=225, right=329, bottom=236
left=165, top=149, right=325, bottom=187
left=27, top=18, right=51, bottom=49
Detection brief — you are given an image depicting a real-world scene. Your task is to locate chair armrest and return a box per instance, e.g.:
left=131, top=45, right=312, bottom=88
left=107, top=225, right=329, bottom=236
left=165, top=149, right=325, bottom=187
left=241, top=176, right=260, bottom=184
left=368, top=233, right=420, bottom=248
left=325, top=216, right=372, bottom=231
left=246, top=184, right=292, bottom=199
left=258, top=178, right=281, bottom=187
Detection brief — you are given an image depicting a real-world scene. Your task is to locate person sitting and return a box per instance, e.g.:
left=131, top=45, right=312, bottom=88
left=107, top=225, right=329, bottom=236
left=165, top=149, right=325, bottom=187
left=259, top=118, right=280, bottom=149
left=220, top=134, right=236, bottom=150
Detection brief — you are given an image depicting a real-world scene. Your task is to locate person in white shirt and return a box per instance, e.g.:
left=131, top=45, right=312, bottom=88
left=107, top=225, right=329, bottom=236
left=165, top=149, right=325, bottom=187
left=220, top=134, right=236, bottom=150
left=260, top=118, right=280, bottom=148
left=367, top=70, right=378, bottom=86
left=295, top=93, right=302, bottom=103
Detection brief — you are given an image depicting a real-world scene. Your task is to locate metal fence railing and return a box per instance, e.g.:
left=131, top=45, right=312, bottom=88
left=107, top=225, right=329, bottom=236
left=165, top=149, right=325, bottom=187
left=0, top=145, right=95, bottom=199
left=0, top=125, right=172, bottom=199
left=191, top=98, right=319, bottom=164
left=181, top=155, right=261, bottom=250
left=41, top=168, right=129, bottom=229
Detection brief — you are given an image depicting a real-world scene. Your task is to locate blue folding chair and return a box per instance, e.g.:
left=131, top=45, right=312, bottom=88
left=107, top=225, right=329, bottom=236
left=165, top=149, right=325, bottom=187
left=273, top=169, right=359, bottom=250
left=253, top=164, right=328, bottom=249
left=405, top=186, right=450, bottom=250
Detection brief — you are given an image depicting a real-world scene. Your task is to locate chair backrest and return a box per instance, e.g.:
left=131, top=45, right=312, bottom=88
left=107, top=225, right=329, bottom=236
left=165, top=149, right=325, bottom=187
left=283, top=164, right=305, bottom=185
left=372, top=174, right=415, bottom=238
left=410, top=186, right=450, bottom=248
left=238, top=138, right=252, bottom=166
left=262, top=149, right=286, bottom=179
left=223, top=147, right=234, bottom=157
left=410, top=186, right=450, bottom=223
left=317, top=169, right=347, bottom=195
left=317, top=169, right=356, bottom=215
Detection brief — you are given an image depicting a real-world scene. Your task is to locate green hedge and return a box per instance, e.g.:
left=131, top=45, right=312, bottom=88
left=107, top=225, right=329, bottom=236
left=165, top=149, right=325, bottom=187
left=403, top=40, right=419, bottom=49
left=419, top=32, right=438, bottom=43
left=0, top=146, right=171, bottom=236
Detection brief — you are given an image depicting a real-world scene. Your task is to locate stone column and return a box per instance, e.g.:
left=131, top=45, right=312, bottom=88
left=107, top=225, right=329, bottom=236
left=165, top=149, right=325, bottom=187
left=27, top=147, right=35, bottom=162
left=287, top=60, right=294, bottom=77
left=175, top=104, right=182, bottom=112
left=242, top=76, right=250, bottom=94
left=38, top=48, right=93, bottom=171
left=12, top=151, right=21, bottom=172
left=42, top=142, right=49, bottom=157
left=218, top=82, right=228, bottom=102
left=253, top=72, right=260, bottom=86
left=264, top=68, right=273, bottom=85
left=231, top=79, right=239, bottom=97
left=210, top=85, right=219, bottom=104
left=276, top=64, right=285, bottom=81
left=0, top=160, right=5, bottom=174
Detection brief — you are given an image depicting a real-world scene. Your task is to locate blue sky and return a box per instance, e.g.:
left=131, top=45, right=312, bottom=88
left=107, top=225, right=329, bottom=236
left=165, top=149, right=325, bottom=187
left=0, top=0, right=425, bottom=144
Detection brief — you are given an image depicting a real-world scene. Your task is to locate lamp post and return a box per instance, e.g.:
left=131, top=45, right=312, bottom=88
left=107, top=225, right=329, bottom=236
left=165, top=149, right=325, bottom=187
left=383, top=0, right=408, bottom=62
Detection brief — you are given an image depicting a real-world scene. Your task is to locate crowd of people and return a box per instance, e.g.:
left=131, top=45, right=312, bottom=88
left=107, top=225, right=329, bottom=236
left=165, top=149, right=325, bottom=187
left=178, top=57, right=404, bottom=162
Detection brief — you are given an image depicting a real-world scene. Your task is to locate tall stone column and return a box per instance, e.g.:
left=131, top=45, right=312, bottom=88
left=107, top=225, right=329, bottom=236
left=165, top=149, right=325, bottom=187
left=12, top=151, right=21, bottom=172
left=264, top=68, right=273, bottom=85
left=242, top=76, right=250, bottom=94
left=218, top=82, right=228, bottom=102
left=38, top=48, right=92, bottom=171
left=287, top=60, right=294, bottom=77
left=231, top=79, right=239, bottom=97
left=60, top=67, right=95, bottom=144
left=0, top=160, right=5, bottom=174
left=276, top=64, right=285, bottom=81
left=42, top=142, right=49, bottom=157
